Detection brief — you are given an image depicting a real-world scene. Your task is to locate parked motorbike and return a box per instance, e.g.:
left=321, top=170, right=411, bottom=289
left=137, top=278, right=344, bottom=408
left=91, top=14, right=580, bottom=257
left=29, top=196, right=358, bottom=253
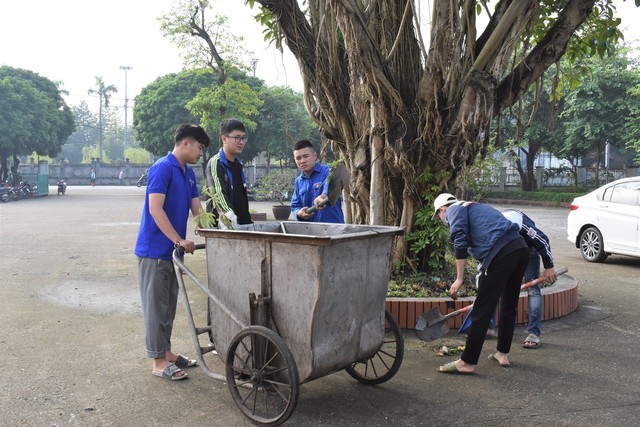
left=21, top=181, right=36, bottom=197
left=136, top=174, right=147, bottom=187
left=8, top=181, right=31, bottom=200
left=57, top=178, right=67, bottom=195
left=0, top=182, right=10, bottom=203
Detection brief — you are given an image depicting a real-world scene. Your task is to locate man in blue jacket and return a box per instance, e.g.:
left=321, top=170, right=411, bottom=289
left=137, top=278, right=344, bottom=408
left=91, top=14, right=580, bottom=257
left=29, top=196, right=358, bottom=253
left=502, top=209, right=557, bottom=349
left=135, top=124, right=210, bottom=381
left=291, top=139, right=344, bottom=223
left=433, top=193, right=529, bottom=374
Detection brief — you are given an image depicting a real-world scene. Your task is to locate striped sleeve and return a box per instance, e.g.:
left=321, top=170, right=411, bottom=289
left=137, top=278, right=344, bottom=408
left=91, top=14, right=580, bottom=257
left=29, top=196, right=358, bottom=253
left=209, top=156, right=233, bottom=213
left=521, top=214, right=554, bottom=269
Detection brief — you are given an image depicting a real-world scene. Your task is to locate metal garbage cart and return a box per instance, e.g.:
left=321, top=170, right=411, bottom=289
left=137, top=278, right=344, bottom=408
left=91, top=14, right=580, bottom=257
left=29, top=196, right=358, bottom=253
left=173, top=221, right=405, bottom=426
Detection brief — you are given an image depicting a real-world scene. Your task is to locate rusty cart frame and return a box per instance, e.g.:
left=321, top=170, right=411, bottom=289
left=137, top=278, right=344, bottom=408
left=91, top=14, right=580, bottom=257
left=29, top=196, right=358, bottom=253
left=172, top=221, right=404, bottom=426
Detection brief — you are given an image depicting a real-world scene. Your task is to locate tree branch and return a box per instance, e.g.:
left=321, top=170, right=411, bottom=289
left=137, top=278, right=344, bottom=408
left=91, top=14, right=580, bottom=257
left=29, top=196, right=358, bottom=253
left=495, top=0, right=596, bottom=112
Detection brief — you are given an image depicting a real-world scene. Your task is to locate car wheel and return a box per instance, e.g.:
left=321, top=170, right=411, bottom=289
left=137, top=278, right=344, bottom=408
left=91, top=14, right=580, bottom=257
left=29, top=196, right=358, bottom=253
left=579, top=226, right=608, bottom=263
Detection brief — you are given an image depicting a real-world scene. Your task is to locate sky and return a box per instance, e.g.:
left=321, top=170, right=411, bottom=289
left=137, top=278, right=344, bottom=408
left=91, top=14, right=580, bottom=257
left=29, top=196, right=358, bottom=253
left=1, top=0, right=640, bottom=121
left=0, top=0, right=302, bottom=117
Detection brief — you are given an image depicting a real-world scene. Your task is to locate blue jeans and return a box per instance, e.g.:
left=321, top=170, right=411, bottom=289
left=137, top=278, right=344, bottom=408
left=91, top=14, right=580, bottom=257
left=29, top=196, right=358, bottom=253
left=488, top=250, right=542, bottom=336
left=524, top=252, right=542, bottom=336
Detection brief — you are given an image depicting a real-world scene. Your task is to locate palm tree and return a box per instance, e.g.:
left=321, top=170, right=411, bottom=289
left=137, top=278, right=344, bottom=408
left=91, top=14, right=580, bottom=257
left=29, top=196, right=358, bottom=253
left=88, top=76, right=117, bottom=162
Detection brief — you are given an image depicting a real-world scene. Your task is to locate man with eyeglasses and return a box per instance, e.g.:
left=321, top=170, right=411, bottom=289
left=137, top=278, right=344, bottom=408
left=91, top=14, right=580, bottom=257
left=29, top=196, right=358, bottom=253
left=206, top=118, right=253, bottom=228
left=134, top=124, right=210, bottom=381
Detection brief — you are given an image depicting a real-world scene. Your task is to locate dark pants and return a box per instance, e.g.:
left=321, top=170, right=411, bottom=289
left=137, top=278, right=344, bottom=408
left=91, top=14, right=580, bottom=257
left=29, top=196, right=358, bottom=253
left=461, top=242, right=529, bottom=365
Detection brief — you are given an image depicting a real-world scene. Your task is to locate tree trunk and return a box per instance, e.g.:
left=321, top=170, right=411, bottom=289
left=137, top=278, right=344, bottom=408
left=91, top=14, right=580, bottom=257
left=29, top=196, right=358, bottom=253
left=253, top=0, right=598, bottom=269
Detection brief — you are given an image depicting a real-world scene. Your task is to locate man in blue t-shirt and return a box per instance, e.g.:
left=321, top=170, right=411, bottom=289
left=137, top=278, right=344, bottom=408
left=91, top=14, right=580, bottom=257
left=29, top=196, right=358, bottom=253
left=290, top=139, right=345, bottom=223
left=134, top=124, right=210, bottom=381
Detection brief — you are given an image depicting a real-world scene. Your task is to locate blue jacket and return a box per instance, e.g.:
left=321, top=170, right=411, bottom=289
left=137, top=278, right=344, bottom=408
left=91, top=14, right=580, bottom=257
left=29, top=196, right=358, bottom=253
left=502, top=209, right=554, bottom=269
left=291, top=163, right=344, bottom=223
left=446, top=201, right=523, bottom=271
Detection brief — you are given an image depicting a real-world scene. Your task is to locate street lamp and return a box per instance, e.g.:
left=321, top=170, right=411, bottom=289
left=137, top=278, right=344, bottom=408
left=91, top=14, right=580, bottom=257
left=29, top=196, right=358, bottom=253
left=120, top=65, right=133, bottom=154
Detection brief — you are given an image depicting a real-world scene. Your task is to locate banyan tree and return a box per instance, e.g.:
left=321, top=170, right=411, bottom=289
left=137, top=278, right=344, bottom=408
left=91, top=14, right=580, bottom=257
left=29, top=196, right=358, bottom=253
left=248, top=0, right=625, bottom=266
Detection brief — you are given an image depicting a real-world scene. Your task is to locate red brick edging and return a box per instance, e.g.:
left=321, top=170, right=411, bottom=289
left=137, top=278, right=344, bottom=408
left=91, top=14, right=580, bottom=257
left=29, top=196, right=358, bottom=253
left=386, top=275, right=579, bottom=330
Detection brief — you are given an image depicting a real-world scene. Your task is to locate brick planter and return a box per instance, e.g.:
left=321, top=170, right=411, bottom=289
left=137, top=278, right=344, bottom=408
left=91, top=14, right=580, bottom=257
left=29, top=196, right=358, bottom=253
left=386, top=274, right=578, bottom=330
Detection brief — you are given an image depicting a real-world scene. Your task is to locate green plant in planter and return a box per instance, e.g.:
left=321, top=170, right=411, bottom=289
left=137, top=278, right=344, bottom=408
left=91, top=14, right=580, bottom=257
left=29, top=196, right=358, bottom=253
left=254, top=170, right=295, bottom=205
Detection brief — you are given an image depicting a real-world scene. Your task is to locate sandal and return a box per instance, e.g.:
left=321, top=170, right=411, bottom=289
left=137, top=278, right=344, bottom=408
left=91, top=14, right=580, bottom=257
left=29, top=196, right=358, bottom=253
left=523, top=334, right=540, bottom=349
left=437, top=361, right=474, bottom=375
left=488, top=353, right=510, bottom=367
left=174, top=355, right=197, bottom=368
left=152, top=363, right=188, bottom=381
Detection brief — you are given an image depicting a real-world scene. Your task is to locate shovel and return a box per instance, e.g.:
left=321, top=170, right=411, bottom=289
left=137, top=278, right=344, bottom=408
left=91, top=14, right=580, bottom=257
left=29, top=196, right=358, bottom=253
left=458, top=266, right=569, bottom=334
left=415, top=304, right=474, bottom=341
left=415, top=266, right=568, bottom=341
left=306, top=161, right=349, bottom=214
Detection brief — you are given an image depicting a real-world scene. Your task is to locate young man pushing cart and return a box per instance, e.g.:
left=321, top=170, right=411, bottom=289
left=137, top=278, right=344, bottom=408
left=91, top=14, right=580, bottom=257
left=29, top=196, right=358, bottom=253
left=134, top=124, right=210, bottom=381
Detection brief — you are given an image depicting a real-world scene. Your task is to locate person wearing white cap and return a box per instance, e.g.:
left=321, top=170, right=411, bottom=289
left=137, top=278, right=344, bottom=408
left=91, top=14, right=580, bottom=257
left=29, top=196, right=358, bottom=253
left=433, top=193, right=529, bottom=374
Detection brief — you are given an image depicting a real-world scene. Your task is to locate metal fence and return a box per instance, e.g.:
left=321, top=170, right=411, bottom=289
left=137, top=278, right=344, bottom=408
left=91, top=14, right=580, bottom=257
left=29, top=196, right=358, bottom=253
left=487, top=166, right=639, bottom=190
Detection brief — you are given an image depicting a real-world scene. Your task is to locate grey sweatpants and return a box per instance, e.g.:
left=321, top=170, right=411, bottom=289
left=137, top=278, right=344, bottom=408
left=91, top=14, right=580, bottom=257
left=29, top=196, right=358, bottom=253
left=138, top=257, right=179, bottom=359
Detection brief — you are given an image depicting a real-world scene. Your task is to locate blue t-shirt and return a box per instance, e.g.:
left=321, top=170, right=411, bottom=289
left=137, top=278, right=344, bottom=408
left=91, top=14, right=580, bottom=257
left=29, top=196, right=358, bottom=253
left=291, top=163, right=344, bottom=223
left=134, top=152, right=199, bottom=260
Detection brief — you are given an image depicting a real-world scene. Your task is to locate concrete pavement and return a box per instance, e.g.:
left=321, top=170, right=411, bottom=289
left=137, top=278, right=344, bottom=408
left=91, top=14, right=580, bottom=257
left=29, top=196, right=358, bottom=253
left=1, top=186, right=639, bottom=426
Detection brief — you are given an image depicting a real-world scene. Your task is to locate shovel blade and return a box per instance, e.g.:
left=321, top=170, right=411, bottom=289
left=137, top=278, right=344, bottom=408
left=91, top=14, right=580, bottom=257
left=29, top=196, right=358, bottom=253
left=325, top=164, right=348, bottom=206
left=415, top=307, right=450, bottom=341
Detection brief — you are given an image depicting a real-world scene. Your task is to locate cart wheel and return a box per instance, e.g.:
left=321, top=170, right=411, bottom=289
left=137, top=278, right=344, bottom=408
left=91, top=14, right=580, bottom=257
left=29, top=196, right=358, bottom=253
left=226, top=326, right=299, bottom=427
left=345, top=309, right=404, bottom=385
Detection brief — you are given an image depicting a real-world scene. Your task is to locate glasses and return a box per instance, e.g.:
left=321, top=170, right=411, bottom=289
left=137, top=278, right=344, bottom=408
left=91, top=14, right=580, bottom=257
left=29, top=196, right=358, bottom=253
left=225, top=134, right=248, bottom=143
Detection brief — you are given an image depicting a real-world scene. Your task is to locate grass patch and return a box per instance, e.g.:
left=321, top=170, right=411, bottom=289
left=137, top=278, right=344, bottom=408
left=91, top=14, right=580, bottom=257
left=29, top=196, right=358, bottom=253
left=483, top=189, right=586, bottom=204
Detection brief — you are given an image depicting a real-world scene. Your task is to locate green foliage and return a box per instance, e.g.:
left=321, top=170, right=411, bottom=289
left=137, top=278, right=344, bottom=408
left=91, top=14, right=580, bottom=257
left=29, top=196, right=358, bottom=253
left=253, top=86, right=319, bottom=166
left=625, top=69, right=640, bottom=163
left=194, top=185, right=225, bottom=229
left=187, top=77, right=262, bottom=142
left=560, top=48, right=640, bottom=186
left=405, top=168, right=452, bottom=272
left=81, top=145, right=105, bottom=163
left=124, top=147, right=154, bottom=164
left=254, top=170, right=296, bottom=204
left=245, top=0, right=284, bottom=50
left=387, top=261, right=478, bottom=298
left=485, top=190, right=585, bottom=204
left=60, top=102, right=98, bottom=163
left=87, top=76, right=118, bottom=163
left=133, top=69, right=218, bottom=157
left=461, top=145, right=503, bottom=199
left=0, top=66, right=75, bottom=180
left=160, top=0, right=251, bottom=74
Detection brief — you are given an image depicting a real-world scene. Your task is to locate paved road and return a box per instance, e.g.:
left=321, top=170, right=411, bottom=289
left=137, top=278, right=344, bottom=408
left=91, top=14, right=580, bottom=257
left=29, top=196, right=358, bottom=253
left=1, top=187, right=639, bottom=426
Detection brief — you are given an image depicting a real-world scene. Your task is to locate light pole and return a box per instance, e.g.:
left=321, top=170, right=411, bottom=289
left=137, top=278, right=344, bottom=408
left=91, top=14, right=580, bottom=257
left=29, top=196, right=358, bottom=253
left=120, top=66, right=132, bottom=155
left=251, top=58, right=258, bottom=77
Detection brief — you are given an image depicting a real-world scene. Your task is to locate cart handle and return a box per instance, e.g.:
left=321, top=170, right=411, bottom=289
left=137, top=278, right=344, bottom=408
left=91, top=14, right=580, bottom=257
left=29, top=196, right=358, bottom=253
left=173, top=242, right=206, bottom=252
left=172, top=245, right=245, bottom=330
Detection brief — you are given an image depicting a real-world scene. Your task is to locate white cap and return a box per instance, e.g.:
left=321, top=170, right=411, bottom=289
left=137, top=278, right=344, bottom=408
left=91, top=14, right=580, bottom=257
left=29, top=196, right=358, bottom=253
left=501, top=209, right=523, bottom=228
left=432, top=193, right=458, bottom=220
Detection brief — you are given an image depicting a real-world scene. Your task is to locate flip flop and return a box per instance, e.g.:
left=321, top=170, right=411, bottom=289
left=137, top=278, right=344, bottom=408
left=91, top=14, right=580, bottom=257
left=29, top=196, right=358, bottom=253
left=152, top=363, right=188, bottom=381
left=523, top=334, right=541, bottom=349
left=437, top=361, right=474, bottom=375
left=487, top=353, right=510, bottom=367
left=174, top=355, right=198, bottom=368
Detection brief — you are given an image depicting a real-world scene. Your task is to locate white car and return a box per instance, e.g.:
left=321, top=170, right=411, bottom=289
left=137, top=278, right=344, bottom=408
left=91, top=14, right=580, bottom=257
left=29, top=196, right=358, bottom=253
left=567, top=177, right=640, bottom=262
